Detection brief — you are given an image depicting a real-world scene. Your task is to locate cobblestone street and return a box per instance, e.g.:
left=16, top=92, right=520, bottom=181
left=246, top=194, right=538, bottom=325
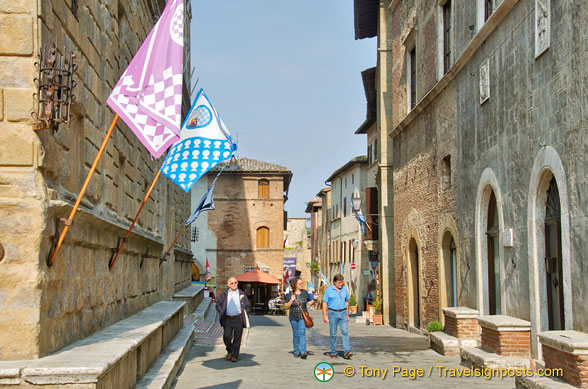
left=173, top=311, right=515, bottom=388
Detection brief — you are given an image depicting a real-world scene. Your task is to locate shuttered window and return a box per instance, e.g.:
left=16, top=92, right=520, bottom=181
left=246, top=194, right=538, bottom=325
left=258, top=179, right=269, bottom=198
left=256, top=227, right=270, bottom=248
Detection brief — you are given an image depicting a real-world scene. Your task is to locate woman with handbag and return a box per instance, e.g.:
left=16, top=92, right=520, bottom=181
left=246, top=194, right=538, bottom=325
left=284, top=278, right=314, bottom=359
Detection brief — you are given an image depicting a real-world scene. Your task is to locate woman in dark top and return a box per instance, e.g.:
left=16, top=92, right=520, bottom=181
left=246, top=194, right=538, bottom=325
left=285, top=278, right=314, bottom=359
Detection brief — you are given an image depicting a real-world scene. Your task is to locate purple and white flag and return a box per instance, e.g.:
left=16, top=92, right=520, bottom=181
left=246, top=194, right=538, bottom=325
left=107, top=0, right=184, bottom=158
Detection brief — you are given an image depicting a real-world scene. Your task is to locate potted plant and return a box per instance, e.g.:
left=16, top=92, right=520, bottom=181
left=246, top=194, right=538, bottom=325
left=372, top=297, right=383, bottom=325
left=427, top=321, right=443, bottom=341
left=349, top=294, right=358, bottom=314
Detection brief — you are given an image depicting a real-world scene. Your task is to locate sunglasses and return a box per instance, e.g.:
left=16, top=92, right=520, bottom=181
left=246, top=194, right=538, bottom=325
left=229, top=281, right=238, bottom=284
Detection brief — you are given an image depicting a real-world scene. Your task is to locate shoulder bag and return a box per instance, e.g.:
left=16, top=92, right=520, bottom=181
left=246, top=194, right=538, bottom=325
left=294, top=294, right=314, bottom=328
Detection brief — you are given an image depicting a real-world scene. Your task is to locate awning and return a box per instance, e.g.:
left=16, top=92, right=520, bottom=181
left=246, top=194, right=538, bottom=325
left=235, top=269, right=280, bottom=284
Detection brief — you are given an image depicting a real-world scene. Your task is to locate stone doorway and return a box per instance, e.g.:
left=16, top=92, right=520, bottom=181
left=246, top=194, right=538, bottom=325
left=486, top=191, right=501, bottom=315
left=408, top=238, right=421, bottom=328
left=441, top=232, right=458, bottom=309
left=544, top=176, right=564, bottom=330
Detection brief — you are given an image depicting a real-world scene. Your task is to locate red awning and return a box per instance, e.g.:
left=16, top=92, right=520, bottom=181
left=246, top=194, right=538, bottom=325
left=235, top=269, right=280, bottom=284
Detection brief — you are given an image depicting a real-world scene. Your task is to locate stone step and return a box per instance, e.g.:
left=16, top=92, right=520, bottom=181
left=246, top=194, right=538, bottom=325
left=430, top=332, right=480, bottom=356
left=516, top=374, right=575, bottom=389
left=461, top=346, right=530, bottom=370
left=1, top=300, right=186, bottom=388
left=192, top=296, right=212, bottom=321
left=135, top=324, right=195, bottom=389
left=204, top=300, right=218, bottom=323
left=173, top=284, right=205, bottom=315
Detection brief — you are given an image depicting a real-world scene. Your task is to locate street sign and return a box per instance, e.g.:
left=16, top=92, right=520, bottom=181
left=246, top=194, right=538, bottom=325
left=350, top=263, right=357, bottom=270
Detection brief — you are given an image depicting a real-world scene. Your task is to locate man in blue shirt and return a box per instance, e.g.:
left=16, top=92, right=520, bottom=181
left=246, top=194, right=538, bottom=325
left=322, top=274, right=352, bottom=359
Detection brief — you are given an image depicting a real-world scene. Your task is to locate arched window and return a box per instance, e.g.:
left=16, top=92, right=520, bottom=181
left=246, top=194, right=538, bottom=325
left=256, top=227, right=270, bottom=248
left=258, top=179, right=269, bottom=198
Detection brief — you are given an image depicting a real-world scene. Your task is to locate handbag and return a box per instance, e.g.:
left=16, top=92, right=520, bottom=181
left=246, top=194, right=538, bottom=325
left=294, top=295, right=314, bottom=328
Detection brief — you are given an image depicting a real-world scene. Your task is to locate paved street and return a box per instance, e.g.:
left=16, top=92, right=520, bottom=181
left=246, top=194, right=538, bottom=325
left=173, top=311, right=515, bottom=388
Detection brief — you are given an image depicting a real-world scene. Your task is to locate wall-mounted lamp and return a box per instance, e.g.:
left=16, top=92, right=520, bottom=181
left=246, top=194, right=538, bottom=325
left=33, top=45, right=77, bottom=132
left=352, top=188, right=361, bottom=211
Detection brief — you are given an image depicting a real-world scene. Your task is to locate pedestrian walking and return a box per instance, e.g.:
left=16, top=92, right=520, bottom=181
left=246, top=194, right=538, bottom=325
left=322, top=274, right=352, bottom=359
left=284, top=278, right=314, bottom=359
left=215, top=277, right=251, bottom=363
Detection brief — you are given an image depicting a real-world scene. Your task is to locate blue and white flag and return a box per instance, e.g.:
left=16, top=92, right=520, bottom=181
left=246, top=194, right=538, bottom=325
left=320, top=270, right=328, bottom=285
left=161, top=89, right=236, bottom=192
left=185, top=170, right=222, bottom=226
left=351, top=199, right=368, bottom=238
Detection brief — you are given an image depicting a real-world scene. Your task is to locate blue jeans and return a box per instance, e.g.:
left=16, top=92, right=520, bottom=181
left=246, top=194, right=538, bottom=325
left=328, top=310, right=350, bottom=356
left=290, top=319, right=307, bottom=355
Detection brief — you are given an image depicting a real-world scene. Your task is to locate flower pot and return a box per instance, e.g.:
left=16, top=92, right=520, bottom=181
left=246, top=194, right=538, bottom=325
left=372, top=314, right=383, bottom=325
left=349, top=305, right=358, bottom=314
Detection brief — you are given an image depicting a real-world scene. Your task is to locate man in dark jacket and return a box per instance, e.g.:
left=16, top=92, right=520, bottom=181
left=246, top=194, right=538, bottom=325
left=215, top=277, right=251, bottom=362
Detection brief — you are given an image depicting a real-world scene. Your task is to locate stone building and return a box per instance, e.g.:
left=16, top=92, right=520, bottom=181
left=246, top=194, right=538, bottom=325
left=315, top=187, right=332, bottom=284
left=324, top=156, right=370, bottom=309
left=193, top=158, right=292, bottom=296
left=0, top=0, right=192, bottom=361
left=356, top=0, right=588, bottom=380
left=283, top=217, right=313, bottom=290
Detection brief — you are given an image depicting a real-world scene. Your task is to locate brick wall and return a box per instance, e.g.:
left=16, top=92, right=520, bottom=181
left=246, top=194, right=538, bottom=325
left=480, top=327, right=530, bottom=357
left=0, top=0, right=192, bottom=359
left=444, top=315, right=479, bottom=339
left=542, top=345, right=588, bottom=388
left=208, top=173, right=287, bottom=295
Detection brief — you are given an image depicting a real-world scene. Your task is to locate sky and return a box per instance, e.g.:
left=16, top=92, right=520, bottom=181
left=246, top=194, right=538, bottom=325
left=189, top=1, right=377, bottom=217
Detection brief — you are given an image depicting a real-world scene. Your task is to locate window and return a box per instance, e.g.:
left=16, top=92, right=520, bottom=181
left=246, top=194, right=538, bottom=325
left=485, top=0, right=493, bottom=21
left=373, top=139, right=378, bottom=163
left=256, top=227, right=270, bottom=248
left=477, top=0, right=494, bottom=30
left=442, top=155, right=451, bottom=189
left=443, top=1, right=452, bottom=74
left=191, top=226, right=199, bottom=242
left=258, top=179, right=269, bottom=198
left=368, top=144, right=373, bottom=165
left=408, top=46, right=417, bottom=110
left=343, top=197, right=347, bottom=216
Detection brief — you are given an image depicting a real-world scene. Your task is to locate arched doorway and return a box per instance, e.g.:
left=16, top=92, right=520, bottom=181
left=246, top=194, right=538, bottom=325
left=486, top=191, right=501, bottom=315
left=544, top=176, right=564, bottom=330
left=441, top=231, right=458, bottom=309
left=191, top=263, right=201, bottom=282
left=408, top=238, right=421, bottom=328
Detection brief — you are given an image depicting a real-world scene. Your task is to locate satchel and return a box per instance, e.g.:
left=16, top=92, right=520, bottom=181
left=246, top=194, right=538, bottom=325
left=294, top=296, right=314, bottom=328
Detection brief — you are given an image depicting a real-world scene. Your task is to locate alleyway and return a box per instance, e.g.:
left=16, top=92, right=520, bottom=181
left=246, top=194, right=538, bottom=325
left=173, top=311, right=514, bottom=388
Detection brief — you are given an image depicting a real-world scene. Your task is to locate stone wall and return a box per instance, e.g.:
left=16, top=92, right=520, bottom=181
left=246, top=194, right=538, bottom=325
left=0, top=0, right=191, bottom=360
left=456, top=0, right=588, bottom=333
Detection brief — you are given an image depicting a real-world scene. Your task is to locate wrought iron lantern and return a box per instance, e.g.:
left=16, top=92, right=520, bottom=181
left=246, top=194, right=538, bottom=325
left=33, top=45, right=77, bottom=132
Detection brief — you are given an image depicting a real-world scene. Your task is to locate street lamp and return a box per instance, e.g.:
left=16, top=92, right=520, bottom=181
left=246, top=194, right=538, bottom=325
left=352, top=189, right=361, bottom=211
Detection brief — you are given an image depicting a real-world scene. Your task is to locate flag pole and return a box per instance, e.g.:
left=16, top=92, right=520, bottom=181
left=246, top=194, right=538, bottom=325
left=47, top=114, right=119, bottom=267
left=160, top=224, right=187, bottom=266
left=108, top=168, right=162, bottom=270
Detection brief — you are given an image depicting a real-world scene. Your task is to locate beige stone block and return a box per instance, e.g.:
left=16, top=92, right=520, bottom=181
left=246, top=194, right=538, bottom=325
left=0, top=0, right=34, bottom=13
left=0, top=15, right=33, bottom=56
left=5, top=88, right=33, bottom=122
left=0, top=123, right=35, bottom=166
left=0, top=89, right=3, bottom=120
left=0, top=57, right=34, bottom=88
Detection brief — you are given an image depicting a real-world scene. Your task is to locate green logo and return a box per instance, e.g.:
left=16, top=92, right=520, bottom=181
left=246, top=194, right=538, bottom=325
left=314, top=362, right=334, bottom=382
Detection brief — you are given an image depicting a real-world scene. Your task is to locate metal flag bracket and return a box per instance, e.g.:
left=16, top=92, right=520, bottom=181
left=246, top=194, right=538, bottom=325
left=46, top=217, right=73, bottom=267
